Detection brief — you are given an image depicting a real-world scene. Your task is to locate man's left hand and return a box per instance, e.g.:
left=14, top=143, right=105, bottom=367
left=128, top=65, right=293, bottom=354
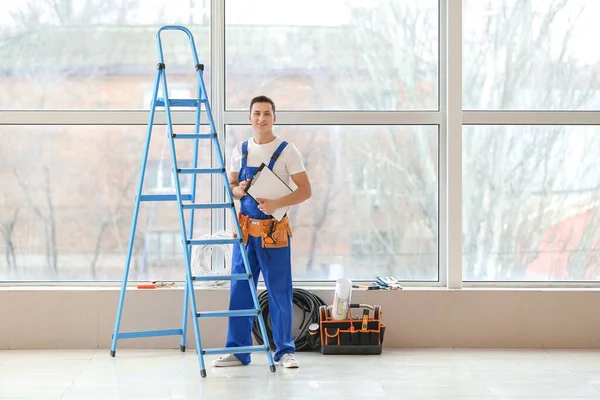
left=256, top=198, right=279, bottom=216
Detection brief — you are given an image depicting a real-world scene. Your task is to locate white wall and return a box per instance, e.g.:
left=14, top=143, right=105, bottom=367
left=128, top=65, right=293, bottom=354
left=2, top=286, right=600, bottom=350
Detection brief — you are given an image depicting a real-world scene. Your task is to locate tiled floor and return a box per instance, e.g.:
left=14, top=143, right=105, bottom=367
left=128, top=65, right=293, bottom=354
left=1, top=348, right=600, bottom=399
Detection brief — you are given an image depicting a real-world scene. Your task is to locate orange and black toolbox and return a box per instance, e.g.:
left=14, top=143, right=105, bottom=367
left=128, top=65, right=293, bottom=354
left=318, top=303, right=386, bottom=355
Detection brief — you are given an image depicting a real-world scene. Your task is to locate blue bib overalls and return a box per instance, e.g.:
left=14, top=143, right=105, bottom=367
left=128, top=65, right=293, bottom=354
left=226, top=140, right=295, bottom=364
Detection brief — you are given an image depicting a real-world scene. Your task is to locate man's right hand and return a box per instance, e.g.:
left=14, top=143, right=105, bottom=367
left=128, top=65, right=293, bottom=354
left=233, top=179, right=250, bottom=198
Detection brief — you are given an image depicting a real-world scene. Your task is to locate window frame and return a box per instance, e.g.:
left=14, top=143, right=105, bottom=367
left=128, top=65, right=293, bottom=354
left=2, top=0, right=600, bottom=287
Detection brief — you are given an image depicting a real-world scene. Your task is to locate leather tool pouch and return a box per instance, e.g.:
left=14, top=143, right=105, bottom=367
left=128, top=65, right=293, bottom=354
left=234, top=213, right=250, bottom=245
left=261, top=224, right=289, bottom=249
left=240, top=224, right=249, bottom=245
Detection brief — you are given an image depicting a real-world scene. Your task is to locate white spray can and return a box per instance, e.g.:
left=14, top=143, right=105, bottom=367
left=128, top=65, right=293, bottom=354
left=332, top=278, right=352, bottom=320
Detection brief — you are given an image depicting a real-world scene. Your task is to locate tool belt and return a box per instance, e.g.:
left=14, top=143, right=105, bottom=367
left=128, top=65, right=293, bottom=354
left=236, top=213, right=293, bottom=248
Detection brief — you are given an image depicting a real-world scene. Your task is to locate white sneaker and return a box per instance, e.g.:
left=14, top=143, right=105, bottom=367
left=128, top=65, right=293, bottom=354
left=212, top=354, right=243, bottom=367
left=278, top=353, right=299, bottom=368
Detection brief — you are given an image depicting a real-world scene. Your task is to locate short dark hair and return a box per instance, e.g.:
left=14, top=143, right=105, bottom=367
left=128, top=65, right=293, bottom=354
left=250, top=95, right=276, bottom=113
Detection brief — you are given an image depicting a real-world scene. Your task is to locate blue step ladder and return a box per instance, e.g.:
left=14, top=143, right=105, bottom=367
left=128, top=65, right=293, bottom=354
left=110, top=25, right=276, bottom=378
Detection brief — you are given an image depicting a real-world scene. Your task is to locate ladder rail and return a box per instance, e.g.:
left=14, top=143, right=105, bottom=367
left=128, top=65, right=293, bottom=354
left=110, top=64, right=163, bottom=356
left=198, top=70, right=246, bottom=246
left=180, top=57, right=205, bottom=353
left=153, top=26, right=205, bottom=354
left=160, top=67, right=208, bottom=374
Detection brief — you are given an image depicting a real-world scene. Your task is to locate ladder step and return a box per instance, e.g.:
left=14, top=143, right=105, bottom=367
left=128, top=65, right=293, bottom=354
left=181, top=202, right=234, bottom=210
left=201, top=346, right=269, bottom=355
left=197, top=309, right=260, bottom=318
left=178, top=167, right=225, bottom=175
left=187, top=238, right=242, bottom=245
left=138, top=194, right=192, bottom=202
left=116, top=328, right=183, bottom=340
left=172, top=133, right=217, bottom=140
left=155, top=98, right=207, bottom=107
left=192, top=273, right=251, bottom=282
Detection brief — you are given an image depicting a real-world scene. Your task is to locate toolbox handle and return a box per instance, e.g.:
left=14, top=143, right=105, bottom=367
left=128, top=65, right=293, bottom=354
left=327, top=303, right=374, bottom=312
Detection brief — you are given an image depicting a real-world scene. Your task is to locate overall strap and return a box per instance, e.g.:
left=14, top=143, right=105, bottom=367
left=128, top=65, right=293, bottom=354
left=268, top=141, right=288, bottom=170
left=241, top=140, right=249, bottom=171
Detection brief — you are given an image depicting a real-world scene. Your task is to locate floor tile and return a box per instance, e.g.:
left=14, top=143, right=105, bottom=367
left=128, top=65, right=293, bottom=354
left=0, top=348, right=600, bottom=399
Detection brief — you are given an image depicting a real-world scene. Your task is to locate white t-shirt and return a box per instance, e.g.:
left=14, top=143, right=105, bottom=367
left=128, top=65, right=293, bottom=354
left=229, top=136, right=305, bottom=185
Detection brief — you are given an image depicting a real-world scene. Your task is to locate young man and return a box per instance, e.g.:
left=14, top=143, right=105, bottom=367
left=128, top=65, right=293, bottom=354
left=212, top=95, right=312, bottom=369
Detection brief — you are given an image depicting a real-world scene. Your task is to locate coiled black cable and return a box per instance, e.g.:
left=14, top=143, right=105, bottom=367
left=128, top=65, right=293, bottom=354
left=252, top=288, right=326, bottom=352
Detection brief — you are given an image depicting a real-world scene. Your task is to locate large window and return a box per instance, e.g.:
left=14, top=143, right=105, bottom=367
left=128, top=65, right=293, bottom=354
left=461, top=0, right=600, bottom=283
left=2, top=1, right=599, bottom=286
left=225, top=0, right=439, bottom=111
left=463, top=0, right=600, bottom=110
left=462, top=125, right=600, bottom=281
left=0, top=125, right=212, bottom=281
left=0, top=1, right=211, bottom=110
left=225, top=125, right=439, bottom=281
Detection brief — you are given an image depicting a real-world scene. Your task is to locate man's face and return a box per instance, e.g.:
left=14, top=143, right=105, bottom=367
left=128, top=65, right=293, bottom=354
left=249, top=102, right=276, bottom=135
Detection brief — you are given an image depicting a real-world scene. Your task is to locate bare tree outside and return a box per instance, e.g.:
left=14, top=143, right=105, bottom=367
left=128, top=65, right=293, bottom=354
left=336, top=2, right=439, bottom=279
left=87, top=132, right=140, bottom=279
left=0, top=206, right=20, bottom=276
left=1, top=0, right=598, bottom=282
left=327, top=0, right=599, bottom=281
left=462, top=0, right=600, bottom=280
left=345, top=1, right=438, bottom=111
left=297, top=129, right=343, bottom=275
left=14, top=165, right=59, bottom=276
left=342, top=127, right=438, bottom=280
left=0, top=0, right=135, bottom=279
left=0, top=129, right=62, bottom=278
left=2, top=0, right=141, bottom=109
left=0, top=0, right=209, bottom=280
